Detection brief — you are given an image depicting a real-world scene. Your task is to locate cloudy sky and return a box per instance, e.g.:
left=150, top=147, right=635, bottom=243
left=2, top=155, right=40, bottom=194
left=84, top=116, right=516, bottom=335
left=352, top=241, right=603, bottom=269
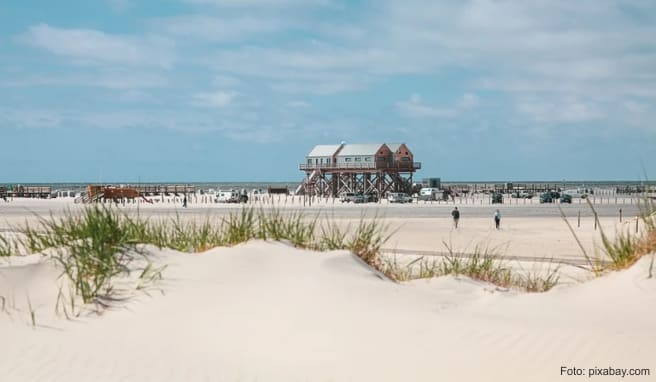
left=1, top=0, right=655, bottom=182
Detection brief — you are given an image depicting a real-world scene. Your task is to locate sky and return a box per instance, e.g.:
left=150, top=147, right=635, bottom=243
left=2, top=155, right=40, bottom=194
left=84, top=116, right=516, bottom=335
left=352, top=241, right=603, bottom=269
left=1, top=0, right=655, bottom=183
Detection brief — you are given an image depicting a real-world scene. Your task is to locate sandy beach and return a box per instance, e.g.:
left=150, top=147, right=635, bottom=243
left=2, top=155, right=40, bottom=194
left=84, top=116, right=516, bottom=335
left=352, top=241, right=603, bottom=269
left=0, top=197, right=645, bottom=262
left=1, top=198, right=654, bottom=381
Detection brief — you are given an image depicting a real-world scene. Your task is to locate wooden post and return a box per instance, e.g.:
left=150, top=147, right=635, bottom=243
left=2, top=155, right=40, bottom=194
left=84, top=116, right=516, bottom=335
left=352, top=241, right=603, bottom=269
left=619, top=208, right=622, bottom=222
left=594, top=212, right=597, bottom=230
left=636, top=217, right=639, bottom=233
left=578, top=210, right=581, bottom=228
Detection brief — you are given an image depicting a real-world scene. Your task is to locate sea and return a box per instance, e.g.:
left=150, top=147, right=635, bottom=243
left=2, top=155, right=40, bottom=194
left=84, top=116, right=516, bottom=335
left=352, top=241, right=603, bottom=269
left=1, top=180, right=655, bottom=193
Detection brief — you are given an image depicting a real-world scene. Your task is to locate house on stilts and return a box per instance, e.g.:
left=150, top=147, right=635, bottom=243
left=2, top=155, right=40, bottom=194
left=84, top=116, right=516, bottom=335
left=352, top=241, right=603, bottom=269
left=297, top=142, right=421, bottom=197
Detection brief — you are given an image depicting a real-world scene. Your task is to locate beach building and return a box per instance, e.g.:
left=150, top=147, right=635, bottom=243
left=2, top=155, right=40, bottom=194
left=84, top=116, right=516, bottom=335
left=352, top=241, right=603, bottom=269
left=298, top=142, right=421, bottom=197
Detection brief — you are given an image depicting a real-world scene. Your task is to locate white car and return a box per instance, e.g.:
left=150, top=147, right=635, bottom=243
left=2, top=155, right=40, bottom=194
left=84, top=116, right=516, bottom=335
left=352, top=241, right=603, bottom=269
left=215, top=190, right=240, bottom=203
left=388, top=192, right=413, bottom=203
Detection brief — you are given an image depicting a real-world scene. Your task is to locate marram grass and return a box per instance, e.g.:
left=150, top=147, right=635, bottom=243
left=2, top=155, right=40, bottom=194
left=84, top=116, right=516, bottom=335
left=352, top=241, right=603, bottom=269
left=382, top=243, right=561, bottom=293
left=6, top=196, right=652, bottom=307
left=3, top=205, right=394, bottom=304
left=560, top=195, right=656, bottom=275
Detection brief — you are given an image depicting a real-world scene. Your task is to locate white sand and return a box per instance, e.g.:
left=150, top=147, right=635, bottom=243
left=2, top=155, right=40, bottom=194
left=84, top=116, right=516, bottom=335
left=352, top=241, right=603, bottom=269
left=1, top=198, right=654, bottom=381
left=0, top=198, right=642, bottom=262
left=1, top=240, right=654, bottom=381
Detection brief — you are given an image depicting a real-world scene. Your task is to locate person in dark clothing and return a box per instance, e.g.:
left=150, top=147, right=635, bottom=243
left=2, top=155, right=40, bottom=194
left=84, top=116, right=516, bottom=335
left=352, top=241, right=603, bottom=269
left=494, top=209, right=501, bottom=229
left=451, top=207, right=460, bottom=228
left=183, top=195, right=187, bottom=208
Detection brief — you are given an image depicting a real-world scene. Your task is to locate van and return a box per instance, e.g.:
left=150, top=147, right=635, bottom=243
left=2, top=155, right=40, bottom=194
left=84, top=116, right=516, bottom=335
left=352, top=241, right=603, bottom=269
left=339, top=192, right=364, bottom=203
left=215, top=190, right=239, bottom=203
left=388, top=192, right=413, bottom=203
left=419, top=188, right=443, bottom=201
left=562, top=189, right=588, bottom=199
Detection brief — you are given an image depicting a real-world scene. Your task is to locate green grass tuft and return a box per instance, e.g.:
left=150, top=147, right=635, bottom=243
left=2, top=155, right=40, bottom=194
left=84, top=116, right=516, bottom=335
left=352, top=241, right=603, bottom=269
left=382, top=242, right=560, bottom=293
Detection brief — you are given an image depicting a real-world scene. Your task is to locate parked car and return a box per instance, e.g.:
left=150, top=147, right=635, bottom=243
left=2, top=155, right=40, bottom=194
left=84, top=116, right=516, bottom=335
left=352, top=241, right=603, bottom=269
left=361, top=192, right=378, bottom=203
left=562, top=189, right=588, bottom=199
left=388, top=192, right=413, bottom=203
left=492, top=192, right=504, bottom=204
left=339, top=192, right=364, bottom=203
left=238, top=189, right=248, bottom=203
left=560, top=194, right=572, bottom=204
left=418, top=187, right=444, bottom=201
left=539, top=192, right=553, bottom=203
left=511, top=191, right=533, bottom=199
left=216, top=190, right=240, bottom=203
left=549, top=191, right=561, bottom=199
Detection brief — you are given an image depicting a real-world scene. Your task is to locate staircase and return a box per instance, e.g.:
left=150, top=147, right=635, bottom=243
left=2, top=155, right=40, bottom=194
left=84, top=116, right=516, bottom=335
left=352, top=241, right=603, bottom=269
left=74, top=192, right=104, bottom=204
left=295, top=169, right=320, bottom=195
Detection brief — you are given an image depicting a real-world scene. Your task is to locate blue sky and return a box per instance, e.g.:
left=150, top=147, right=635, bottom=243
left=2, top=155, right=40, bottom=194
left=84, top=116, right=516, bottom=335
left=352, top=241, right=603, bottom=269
left=1, top=0, right=655, bottom=182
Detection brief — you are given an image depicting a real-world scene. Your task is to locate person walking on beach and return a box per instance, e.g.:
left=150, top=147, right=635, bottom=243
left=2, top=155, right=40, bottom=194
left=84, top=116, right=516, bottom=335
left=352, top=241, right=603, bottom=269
left=494, top=209, right=501, bottom=230
left=451, top=207, right=460, bottom=228
left=182, top=194, right=188, bottom=208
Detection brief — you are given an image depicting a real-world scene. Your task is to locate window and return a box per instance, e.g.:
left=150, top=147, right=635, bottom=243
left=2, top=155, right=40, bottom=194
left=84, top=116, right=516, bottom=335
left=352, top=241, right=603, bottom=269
left=345, top=157, right=352, bottom=162
left=402, top=157, right=410, bottom=161
left=405, top=151, right=408, bottom=155
left=307, top=159, right=312, bottom=165
left=355, top=157, right=362, bottom=161
left=364, top=157, right=371, bottom=162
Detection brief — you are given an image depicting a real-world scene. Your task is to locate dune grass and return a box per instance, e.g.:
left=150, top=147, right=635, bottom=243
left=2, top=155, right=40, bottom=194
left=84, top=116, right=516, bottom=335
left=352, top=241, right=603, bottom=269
left=382, top=242, right=560, bottom=293
left=560, top=195, right=656, bottom=275
left=3, top=205, right=394, bottom=305
left=0, top=235, right=18, bottom=257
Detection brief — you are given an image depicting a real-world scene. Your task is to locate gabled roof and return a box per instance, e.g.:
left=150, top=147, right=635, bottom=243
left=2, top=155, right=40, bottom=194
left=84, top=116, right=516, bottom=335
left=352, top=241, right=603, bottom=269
left=306, top=144, right=341, bottom=157
left=387, top=143, right=404, bottom=153
left=337, top=143, right=386, bottom=156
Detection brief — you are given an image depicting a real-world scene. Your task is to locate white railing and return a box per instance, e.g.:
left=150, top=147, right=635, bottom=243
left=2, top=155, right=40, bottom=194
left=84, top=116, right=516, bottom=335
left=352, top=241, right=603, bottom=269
left=299, top=162, right=421, bottom=170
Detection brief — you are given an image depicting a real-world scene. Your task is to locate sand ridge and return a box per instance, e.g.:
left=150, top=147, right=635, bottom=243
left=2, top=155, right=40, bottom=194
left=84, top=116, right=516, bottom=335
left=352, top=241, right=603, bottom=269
left=1, top=240, right=654, bottom=381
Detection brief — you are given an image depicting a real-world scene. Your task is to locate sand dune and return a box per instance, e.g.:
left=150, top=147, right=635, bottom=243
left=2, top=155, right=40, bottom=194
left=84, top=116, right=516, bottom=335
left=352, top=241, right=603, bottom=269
left=1, top=241, right=654, bottom=381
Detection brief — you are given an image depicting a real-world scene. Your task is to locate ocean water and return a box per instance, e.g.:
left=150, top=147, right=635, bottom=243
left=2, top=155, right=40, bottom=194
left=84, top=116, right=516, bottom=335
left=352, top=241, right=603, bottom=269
left=0, top=182, right=298, bottom=192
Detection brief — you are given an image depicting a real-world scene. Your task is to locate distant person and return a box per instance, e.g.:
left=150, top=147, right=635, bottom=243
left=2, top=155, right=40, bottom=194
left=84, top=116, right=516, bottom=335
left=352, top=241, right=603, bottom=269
left=494, top=209, right=501, bottom=229
left=183, top=195, right=188, bottom=208
left=451, top=207, right=460, bottom=228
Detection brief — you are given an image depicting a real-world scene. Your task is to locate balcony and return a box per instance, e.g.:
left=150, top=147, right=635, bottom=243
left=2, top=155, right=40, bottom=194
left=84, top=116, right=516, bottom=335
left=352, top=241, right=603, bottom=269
left=299, top=162, right=421, bottom=171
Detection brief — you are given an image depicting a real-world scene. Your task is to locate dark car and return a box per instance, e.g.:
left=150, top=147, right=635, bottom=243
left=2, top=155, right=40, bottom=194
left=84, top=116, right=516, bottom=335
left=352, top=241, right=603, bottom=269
left=362, top=192, right=378, bottom=203
left=560, top=194, right=572, bottom=204
left=492, top=192, right=504, bottom=204
left=549, top=191, right=561, bottom=199
left=539, top=193, right=553, bottom=203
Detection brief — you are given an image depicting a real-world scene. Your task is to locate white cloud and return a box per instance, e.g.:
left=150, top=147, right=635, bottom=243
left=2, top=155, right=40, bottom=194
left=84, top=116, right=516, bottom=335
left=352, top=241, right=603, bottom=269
left=516, top=97, right=605, bottom=123
left=458, top=93, right=479, bottom=109
left=181, top=0, right=329, bottom=7
left=0, top=71, right=166, bottom=89
left=396, top=93, right=480, bottom=119
left=118, top=90, right=156, bottom=103
left=396, top=94, right=456, bottom=118
left=20, top=24, right=174, bottom=67
left=375, top=0, right=656, bottom=100
left=212, top=75, right=241, bottom=88
left=191, top=90, right=237, bottom=108
left=106, top=0, right=133, bottom=13
left=154, top=15, right=287, bottom=42
left=286, top=100, right=309, bottom=108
